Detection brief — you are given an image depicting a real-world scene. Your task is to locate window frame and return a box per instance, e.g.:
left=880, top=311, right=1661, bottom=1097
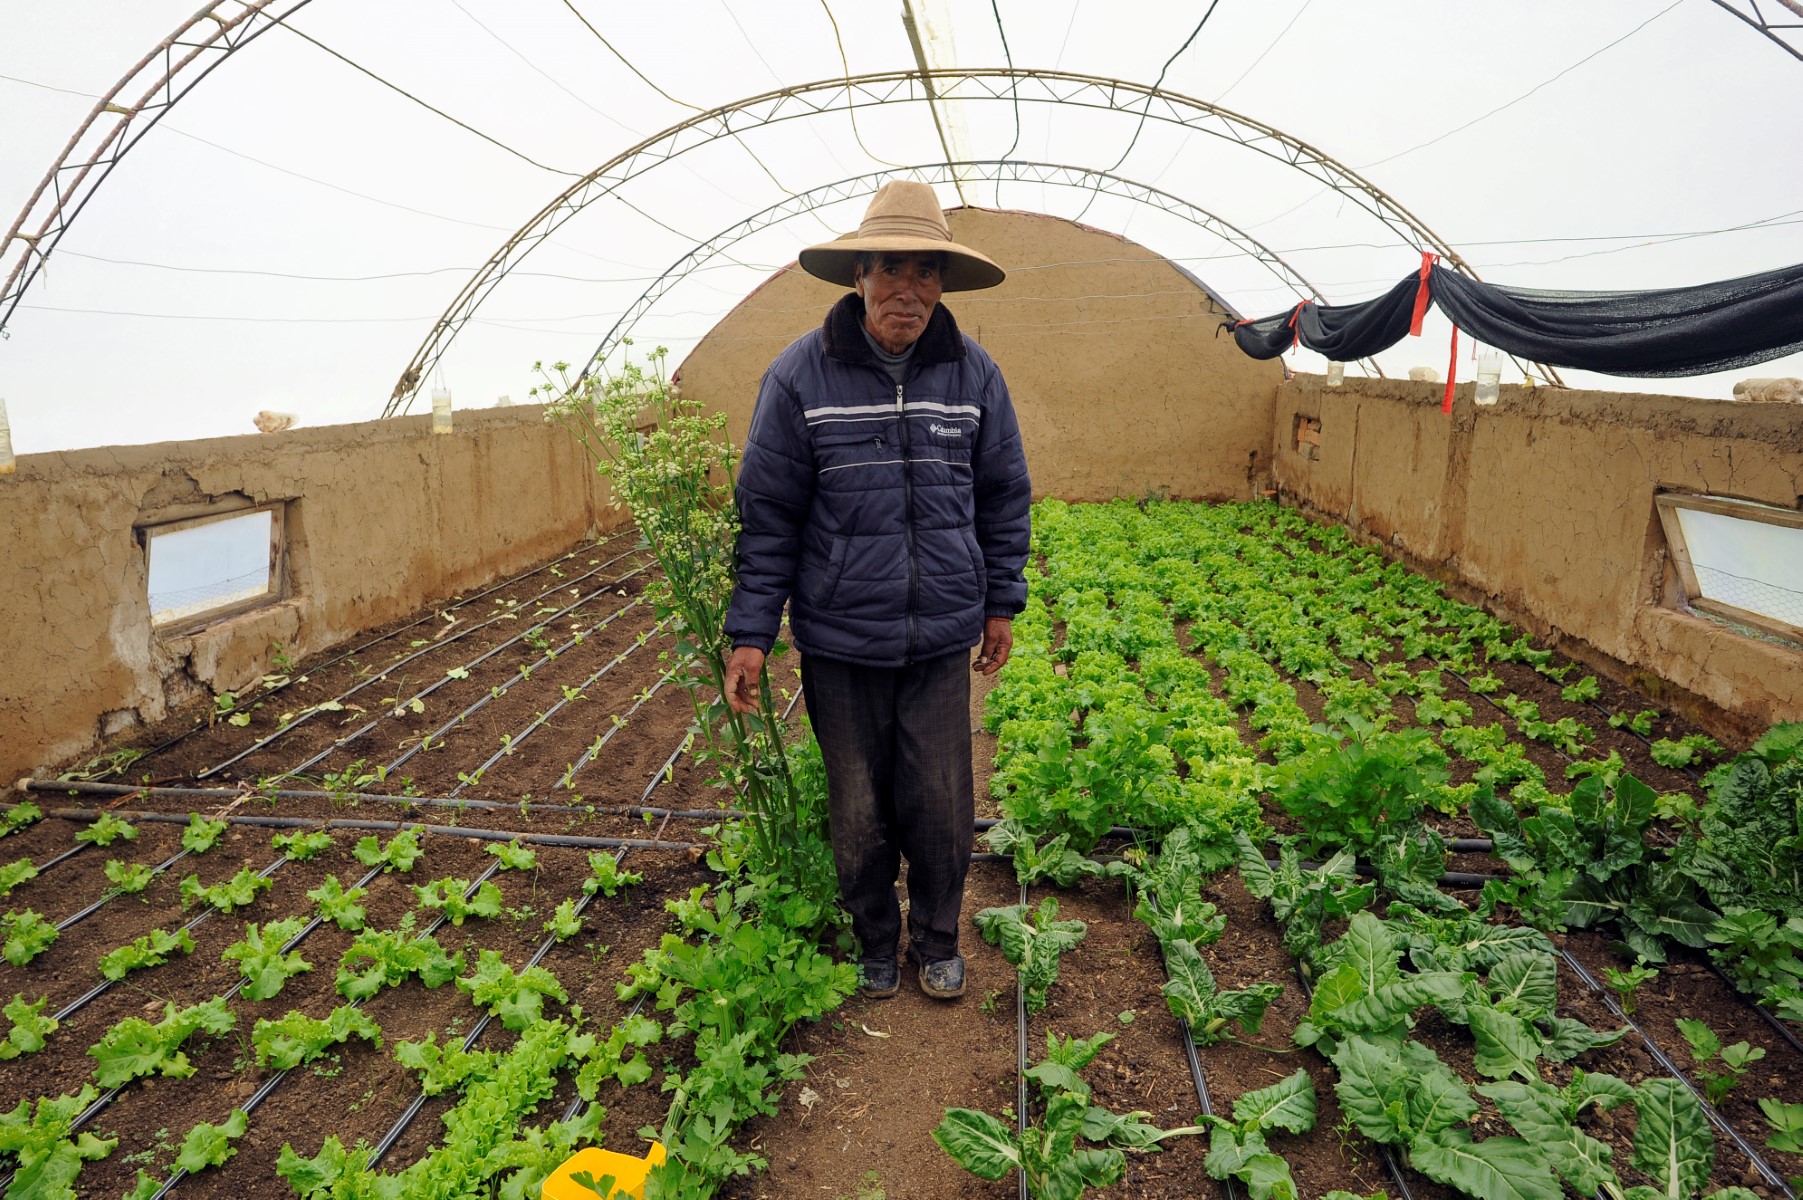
left=139, top=502, right=287, bottom=634
left=1654, top=491, right=1803, bottom=647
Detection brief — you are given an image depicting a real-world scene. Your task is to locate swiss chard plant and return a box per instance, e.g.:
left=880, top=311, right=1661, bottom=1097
left=1235, top=833, right=1375, bottom=973
left=1203, top=1068, right=1317, bottom=1200
left=974, top=897, right=1087, bottom=1015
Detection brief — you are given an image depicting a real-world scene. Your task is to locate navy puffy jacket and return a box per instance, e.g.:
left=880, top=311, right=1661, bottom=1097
left=724, top=293, right=1032, bottom=667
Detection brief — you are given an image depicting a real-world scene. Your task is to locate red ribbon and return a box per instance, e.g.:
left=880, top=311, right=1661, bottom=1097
left=1442, top=323, right=1459, bottom=415
left=1286, top=299, right=1312, bottom=351
left=1410, top=251, right=1437, bottom=337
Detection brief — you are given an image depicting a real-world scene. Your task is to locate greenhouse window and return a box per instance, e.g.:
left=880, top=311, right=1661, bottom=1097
left=142, top=504, right=285, bottom=631
left=1655, top=492, right=1803, bottom=646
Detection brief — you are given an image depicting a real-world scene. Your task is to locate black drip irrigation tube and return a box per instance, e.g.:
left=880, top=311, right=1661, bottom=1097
left=1287, top=965, right=1419, bottom=1200
left=20, top=779, right=740, bottom=825
left=196, top=545, right=652, bottom=783
left=270, top=569, right=654, bottom=787
left=125, top=528, right=644, bottom=774
left=53, top=844, right=192, bottom=932
left=1142, top=889, right=1236, bottom=1200
left=143, top=862, right=508, bottom=1200
left=11, top=805, right=708, bottom=854
left=1557, top=946, right=1798, bottom=1199
left=1015, top=880, right=1031, bottom=1200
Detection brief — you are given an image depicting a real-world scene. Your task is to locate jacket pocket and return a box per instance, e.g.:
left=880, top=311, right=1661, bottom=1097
left=821, top=534, right=850, bottom=608
left=962, top=529, right=986, bottom=604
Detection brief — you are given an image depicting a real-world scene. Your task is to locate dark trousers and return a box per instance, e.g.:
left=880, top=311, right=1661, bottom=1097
left=801, top=649, right=974, bottom=962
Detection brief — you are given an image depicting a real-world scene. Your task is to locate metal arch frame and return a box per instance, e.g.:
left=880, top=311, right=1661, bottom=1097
left=1706, top=0, right=1803, bottom=61
left=386, top=67, right=1526, bottom=415
left=0, top=0, right=318, bottom=336
left=577, top=159, right=1386, bottom=381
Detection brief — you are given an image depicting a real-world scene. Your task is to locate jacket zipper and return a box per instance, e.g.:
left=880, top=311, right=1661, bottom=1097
left=896, top=380, right=918, bottom=664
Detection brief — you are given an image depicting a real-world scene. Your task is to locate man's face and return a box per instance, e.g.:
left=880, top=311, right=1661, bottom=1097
left=855, top=252, right=945, bottom=353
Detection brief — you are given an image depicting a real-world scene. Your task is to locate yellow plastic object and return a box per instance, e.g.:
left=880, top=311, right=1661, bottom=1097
left=542, top=1143, right=666, bottom=1200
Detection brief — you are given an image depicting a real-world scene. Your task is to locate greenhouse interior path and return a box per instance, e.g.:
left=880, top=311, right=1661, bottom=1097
left=2, top=504, right=1799, bottom=1200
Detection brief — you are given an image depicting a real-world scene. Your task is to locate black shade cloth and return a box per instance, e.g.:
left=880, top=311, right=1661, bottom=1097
left=1229, top=259, right=1803, bottom=377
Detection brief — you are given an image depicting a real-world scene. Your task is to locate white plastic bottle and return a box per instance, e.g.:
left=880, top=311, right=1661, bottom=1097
left=0, top=398, right=14, bottom=475
left=431, top=386, right=453, bottom=434
left=1474, top=356, right=1502, bottom=407
left=1325, top=361, right=1345, bottom=387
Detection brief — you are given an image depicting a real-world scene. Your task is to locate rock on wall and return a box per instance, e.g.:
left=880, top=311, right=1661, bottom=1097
left=1273, top=375, right=1803, bottom=735
left=672, top=207, right=1285, bottom=503
left=0, top=405, right=620, bottom=781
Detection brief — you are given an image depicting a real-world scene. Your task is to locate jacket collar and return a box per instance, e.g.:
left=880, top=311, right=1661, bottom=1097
left=822, top=292, right=966, bottom=367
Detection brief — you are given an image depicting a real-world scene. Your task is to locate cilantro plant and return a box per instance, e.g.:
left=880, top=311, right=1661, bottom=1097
left=222, top=918, right=313, bottom=1001
left=99, top=928, right=195, bottom=981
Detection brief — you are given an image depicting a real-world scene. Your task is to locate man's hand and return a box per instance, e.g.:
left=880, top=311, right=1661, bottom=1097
left=973, top=617, right=1013, bottom=676
left=723, top=645, right=766, bottom=714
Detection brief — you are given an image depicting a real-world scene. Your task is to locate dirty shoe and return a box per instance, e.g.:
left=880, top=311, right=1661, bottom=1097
left=911, top=951, right=965, bottom=1000
left=858, top=955, right=900, bottom=999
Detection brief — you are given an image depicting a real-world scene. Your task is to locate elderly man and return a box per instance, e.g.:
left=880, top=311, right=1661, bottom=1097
left=721, top=181, right=1032, bottom=1000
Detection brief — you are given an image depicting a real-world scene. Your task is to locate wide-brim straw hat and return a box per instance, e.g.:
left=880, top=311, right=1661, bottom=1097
left=798, top=180, right=1005, bottom=292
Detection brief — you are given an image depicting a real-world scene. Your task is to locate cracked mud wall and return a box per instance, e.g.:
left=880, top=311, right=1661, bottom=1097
left=0, top=405, right=620, bottom=781
left=674, top=207, right=1285, bottom=503
left=1274, top=375, right=1803, bottom=734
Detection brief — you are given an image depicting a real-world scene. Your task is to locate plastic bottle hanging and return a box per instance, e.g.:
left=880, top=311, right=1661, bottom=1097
left=0, top=397, right=15, bottom=475
left=1325, top=361, right=1345, bottom=387
left=431, top=385, right=453, bottom=434
left=1474, top=356, right=1502, bottom=407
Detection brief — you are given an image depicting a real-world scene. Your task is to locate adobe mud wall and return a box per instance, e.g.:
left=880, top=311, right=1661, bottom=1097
left=1273, top=375, right=1803, bottom=735
left=0, top=405, right=620, bottom=781
left=675, top=207, right=1285, bottom=503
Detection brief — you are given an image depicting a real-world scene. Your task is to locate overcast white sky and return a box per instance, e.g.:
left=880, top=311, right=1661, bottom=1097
left=3, top=0, right=1802, bottom=453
